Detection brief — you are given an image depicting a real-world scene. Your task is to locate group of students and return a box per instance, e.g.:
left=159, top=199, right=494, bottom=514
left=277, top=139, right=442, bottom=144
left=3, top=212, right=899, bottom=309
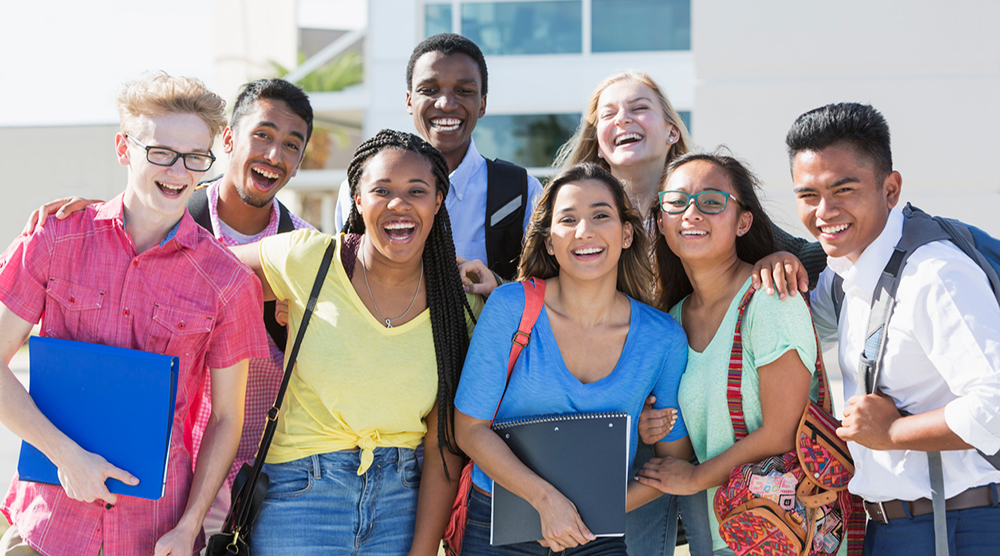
left=0, top=31, right=997, bottom=556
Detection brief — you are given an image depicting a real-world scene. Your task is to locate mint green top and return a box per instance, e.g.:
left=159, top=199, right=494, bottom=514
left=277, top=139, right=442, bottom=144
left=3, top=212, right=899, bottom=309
left=670, top=277, right=818, bottom=552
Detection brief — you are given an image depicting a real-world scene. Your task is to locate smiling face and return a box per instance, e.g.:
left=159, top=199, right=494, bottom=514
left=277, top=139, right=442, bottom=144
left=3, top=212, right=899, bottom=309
left=792, top=144, right=901, bottom=263
left=354, top=149, right=444, bottom=266
left=118, top=112, right=212, bottom=220
left=224, top=98, right=308, bottom=208
left=545, top=178, right=634, bottom=283
left=657, top=160, right=752, bottom=264
left=406, top=51, right=487, bottom=171
left=595, top=79, right=678, bottom=173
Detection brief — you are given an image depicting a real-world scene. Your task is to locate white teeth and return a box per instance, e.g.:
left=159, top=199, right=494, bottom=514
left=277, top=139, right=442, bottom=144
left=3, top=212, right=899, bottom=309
left=615, top=133, right=643, bottom=146
left=820, top=223, right=850, bottom=234
left=157, top=182, right=184, bottom=192
left=574, top=247, right=603, bottom=255
left=384, top=222, right=415, bottom=230
left=681, top=230, right=707, bottom=236
left=431, top=118, right=461, bottom=131
left=253, top=167, right=279, bottom=179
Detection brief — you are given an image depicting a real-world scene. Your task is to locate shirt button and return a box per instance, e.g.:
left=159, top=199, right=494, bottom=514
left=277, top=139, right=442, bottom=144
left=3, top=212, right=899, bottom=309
left=122, top=308, right=130, bottom=316
left=177, top=321, right=185, bottom=330
left=69, top=296, right=76, bottom=304
left=132, top=260, right=139, bottom=267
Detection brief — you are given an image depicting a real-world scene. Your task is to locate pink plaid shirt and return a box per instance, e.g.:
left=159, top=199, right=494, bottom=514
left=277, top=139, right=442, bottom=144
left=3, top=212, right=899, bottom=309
left=188, top=181, right=314, bottom=488
left=0, top=194, right=269, bottom=556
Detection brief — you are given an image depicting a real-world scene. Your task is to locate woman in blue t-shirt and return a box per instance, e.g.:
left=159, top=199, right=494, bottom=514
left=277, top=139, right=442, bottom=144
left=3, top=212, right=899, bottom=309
left=453, top=163, right=692, bottom=555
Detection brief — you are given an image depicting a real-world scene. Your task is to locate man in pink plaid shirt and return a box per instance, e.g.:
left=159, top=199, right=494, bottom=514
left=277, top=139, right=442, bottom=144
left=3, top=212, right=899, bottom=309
left=183, top=79, right=315, bottom=528
left=0, top=73, right=269, bottom=556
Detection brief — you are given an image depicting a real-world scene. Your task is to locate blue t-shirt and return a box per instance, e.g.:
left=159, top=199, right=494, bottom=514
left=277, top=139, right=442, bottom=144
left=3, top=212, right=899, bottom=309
left=455, top=281, right=689, bottom=492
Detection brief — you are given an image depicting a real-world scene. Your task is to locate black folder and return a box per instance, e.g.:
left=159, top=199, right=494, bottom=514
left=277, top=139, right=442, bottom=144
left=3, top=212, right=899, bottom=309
left=490, top=412, right=630, bottom=546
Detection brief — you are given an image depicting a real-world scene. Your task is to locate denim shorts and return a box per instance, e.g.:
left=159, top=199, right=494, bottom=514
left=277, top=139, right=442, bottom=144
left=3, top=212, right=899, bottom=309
left=249, top=447, right=420, bottom=555
left=462, top=487, right=628, bottom=556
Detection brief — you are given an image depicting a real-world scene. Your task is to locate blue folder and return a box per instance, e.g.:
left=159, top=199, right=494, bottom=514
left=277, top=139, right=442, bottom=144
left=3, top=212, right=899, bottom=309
left=18, top=336, right=179, bottom=500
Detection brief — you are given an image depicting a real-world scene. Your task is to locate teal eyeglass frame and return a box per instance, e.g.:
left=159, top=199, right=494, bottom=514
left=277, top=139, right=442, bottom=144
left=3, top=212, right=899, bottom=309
left=658, top=190, right=744, bottom=215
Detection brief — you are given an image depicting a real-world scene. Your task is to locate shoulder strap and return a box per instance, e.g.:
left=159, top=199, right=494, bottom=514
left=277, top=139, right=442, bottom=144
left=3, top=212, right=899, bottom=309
left=275, top=200, right=295, bottom=234
left=484, top=158, right=529, bottom=281
left=187, top=185, right=214, bottom=234
left=233, top=238, right=336, bottom=529
left=489, top=278, right=546, bottom=425
left=726, top=287, right=833, bottom=439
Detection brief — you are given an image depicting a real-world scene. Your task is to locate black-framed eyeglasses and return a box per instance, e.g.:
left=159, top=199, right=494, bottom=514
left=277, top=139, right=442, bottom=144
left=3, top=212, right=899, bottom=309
left=658, top=190, right=744, bottom=215
left=126, top=134, right=216, bottom=172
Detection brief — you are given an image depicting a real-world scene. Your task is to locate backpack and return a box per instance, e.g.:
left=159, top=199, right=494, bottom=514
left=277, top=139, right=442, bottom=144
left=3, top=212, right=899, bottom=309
left=188, top=184, right=296, bottom=351
left=484, top=158, right=529, bottom=281
left=829, top=202, right=1000, bottom=556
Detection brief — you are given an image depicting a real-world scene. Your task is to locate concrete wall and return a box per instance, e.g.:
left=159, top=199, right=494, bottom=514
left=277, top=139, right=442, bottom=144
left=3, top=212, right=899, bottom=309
left=692, top=0, right=1000, bottom=237
left=0, top=126, right=126, bottom=246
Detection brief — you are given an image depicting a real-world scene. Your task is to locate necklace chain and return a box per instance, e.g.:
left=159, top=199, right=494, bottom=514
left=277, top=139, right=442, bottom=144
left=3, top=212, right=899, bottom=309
left=359, top=237, right=423, bottom=328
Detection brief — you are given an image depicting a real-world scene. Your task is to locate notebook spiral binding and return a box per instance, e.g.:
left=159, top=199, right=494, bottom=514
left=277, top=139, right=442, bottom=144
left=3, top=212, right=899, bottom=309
left=492, top=411, right=629, bottom=431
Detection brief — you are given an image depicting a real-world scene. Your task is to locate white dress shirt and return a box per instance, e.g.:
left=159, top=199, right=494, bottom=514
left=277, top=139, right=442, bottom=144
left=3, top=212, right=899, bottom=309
left=811, top=207, right=1000, bottom=502
left=333, top=138, right=542, bottom=264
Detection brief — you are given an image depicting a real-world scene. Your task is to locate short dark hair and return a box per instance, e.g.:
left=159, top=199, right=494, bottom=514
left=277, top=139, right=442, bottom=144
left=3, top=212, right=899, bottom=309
left=785, top=103, right=892, bottom=181
left=231, top=78, right=314, bottom=143
left=406, top=33, right=489, bottom=95
left=651, top=149, right=777, bottom=310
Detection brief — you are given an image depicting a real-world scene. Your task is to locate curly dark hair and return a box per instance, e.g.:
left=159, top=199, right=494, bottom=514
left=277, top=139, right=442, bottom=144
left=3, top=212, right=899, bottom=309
left=231, top=78, right=313, bottom=143
left=343, top=129, right=475, bottom=478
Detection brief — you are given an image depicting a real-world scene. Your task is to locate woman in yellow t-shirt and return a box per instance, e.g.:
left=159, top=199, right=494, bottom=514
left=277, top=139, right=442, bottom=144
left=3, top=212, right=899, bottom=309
left=233, top=130, right=480, bottom=556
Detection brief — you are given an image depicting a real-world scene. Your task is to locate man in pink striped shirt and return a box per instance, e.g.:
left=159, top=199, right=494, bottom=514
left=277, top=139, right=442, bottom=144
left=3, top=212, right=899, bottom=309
left=0, top=73, right=269, bottom=556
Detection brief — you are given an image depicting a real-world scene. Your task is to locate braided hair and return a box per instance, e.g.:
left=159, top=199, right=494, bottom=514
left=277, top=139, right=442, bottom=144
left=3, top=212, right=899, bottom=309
left=344, top=129, right=475, bottom=478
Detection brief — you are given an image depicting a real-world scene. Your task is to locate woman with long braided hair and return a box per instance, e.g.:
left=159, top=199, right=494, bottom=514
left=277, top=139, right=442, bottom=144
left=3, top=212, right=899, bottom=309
left=231, top=129, right=481, bottom=555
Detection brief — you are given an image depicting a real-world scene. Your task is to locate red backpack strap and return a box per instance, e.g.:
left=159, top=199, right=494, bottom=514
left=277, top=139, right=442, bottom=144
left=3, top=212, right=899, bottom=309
left=489, top=278, right=547, bottom=424
left=726, top=286, right=757, bottom=441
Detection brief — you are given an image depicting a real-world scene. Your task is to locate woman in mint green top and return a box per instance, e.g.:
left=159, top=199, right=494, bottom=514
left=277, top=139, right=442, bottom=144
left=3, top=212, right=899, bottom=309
left=635, top=151, right=817, bottom=554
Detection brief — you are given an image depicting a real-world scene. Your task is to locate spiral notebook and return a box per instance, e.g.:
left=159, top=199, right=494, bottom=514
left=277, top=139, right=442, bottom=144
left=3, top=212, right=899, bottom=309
left=18, top=336, right=179, bottom=500
left=490, top=412, right=630, bottom=546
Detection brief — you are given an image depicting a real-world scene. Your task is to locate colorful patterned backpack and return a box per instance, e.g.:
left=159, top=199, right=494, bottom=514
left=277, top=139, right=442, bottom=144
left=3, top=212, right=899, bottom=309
left=713, top=287, right=865, bottom=556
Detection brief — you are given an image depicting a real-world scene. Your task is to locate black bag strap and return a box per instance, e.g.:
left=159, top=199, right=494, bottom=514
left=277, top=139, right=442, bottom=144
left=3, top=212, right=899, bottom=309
left=189, top=182, right=297, bottom=351
left=231, top=238, right=336, bottom=530
left=484, top=158, right=528, bottom=281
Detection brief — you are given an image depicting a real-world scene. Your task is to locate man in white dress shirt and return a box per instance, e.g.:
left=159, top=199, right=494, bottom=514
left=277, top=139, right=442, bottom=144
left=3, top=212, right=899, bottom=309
left=788, top=102, right=1000, bottom=555
left=335, top=34, right=542, bottom=279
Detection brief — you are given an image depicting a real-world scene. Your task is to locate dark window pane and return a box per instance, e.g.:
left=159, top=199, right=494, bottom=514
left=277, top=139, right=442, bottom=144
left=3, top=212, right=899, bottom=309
left=592, top=0, right=690, bottom=52
left=473, top=113, right=581, bottom=168
left=462, top=1, right=582, bottom=56
left=679, top=110, right=691, bottom=136
left=425, top=3, right=453, bottom=37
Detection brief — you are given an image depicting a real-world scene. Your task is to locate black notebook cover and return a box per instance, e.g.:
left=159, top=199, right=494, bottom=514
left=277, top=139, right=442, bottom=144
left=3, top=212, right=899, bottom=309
left=490, top=412, right=630, bottom=546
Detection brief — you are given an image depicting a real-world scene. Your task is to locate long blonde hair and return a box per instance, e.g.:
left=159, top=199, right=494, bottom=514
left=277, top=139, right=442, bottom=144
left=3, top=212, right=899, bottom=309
left=518, top=163, right=654, bottom=304
left=553, top=71, right=691, bottom=175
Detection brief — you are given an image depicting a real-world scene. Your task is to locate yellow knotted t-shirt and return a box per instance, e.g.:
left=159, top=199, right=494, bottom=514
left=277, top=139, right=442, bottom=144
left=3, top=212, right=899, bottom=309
left=259, top=230, right=479, bottom=473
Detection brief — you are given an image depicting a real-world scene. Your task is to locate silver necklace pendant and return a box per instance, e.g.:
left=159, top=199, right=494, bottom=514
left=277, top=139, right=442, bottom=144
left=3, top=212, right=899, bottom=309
left=385, top=319, right=393, bottom=328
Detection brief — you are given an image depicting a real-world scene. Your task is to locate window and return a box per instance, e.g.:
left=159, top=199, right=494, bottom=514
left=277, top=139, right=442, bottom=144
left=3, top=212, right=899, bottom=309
left=678, top=110, right=691, bottom=135
left=473, top=113, right=581, bottom=168
left=425, top=3, right=453, bottom=36
left=461, top=1, right=582, bottom=55
left=592, top=0, right=690, bottom=52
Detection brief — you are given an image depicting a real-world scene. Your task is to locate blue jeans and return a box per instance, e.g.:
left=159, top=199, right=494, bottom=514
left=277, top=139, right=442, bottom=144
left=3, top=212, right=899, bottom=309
left=626, top=443, right=714, bottom=556
left=862, top=503, right=1000, bottom=556
left=463, top=487, right=628, bottom=555
left=250, top=448, right=420, bottom=555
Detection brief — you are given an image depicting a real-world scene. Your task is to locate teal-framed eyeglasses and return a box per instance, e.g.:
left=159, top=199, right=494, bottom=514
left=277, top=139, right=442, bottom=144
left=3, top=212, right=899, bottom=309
left=126, top=134, right=216, bottom=172
left=658, top=190, right=744, bottom=215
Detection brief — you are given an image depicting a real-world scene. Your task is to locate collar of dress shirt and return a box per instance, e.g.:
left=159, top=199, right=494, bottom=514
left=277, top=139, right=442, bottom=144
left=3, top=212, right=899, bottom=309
left=94, top=192, right=200, bottom=250
left=447, top=138, right=485, bottom=201
left=827, top=206, right=904, bottom=303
